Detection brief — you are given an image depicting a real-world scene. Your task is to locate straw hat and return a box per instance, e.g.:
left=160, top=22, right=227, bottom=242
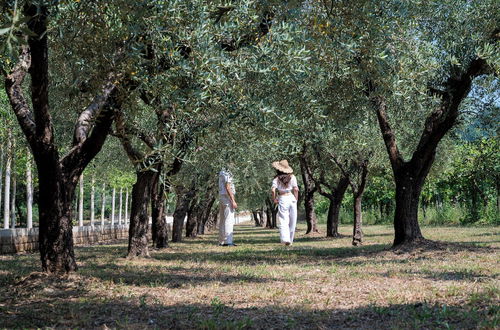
left=272, top=160, right=293, bottom=174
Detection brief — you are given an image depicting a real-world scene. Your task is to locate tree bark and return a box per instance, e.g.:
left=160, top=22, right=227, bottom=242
left=37, top=173, right=78, bottom=272
left=331, top=155, right=369, bottom=245
left=265, top=198, right=274, bottom=228
left=127, top=170, right=155, bottom=258
left=205, top=207, right=218, bottom=232
left=352, top=193, right=363, bottom=246
left=257, top=208, right=265, bottom=227
left=300, top=150, right=318, bottom=234
left=172, top=187, right=194, bottom=242
left=368, top=55, right=489, bottom=247
left=300, top=150, right=319, bottom=234
left=252, top=211, right=259, bottom=227
left=2, top=4, right=123, bottom=272
left=197, top=196, right=216, bottom=235
left=392, top=164, right=426, bottom=246
left=151, top=165, right=168, bottom=248
left=317, top=174, right=349, bottom=238
left=325, top=193, right=344, bottom=237
left=186, top=201, right=199, bottom=238
left=303, top=189, right=318, bottom=233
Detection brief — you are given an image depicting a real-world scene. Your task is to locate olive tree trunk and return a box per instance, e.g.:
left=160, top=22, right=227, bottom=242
left=369, top=56, right=488, bottom=246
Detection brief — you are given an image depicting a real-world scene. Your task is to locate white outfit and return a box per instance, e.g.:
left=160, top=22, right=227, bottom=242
left=219, top=170, right=235, bottom=245
left=219, top=170, right=235, bottom=196
left=272, top=175, right=298, bottom=194
left=272, top=175, right=298, bottom=244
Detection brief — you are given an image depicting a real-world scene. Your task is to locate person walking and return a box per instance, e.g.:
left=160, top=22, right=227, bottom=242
left=271, top=160, right=299, bottom=246
left=218, top=168, right=238, bottom=246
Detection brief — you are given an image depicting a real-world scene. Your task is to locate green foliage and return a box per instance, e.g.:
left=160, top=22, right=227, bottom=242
left=0, top=0, right=498, bottom=229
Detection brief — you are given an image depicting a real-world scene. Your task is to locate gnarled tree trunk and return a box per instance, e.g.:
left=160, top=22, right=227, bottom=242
left=331, top=155, right=369, bottom=246
left=392, top=163, right=426, bottom=246
left=369, top=56, right=488, bottom=246
left=127, top=170, right=155, bottom=257
left=315, top=173, right=349, bottom=238
left=326, top=194, right=344, bottom=237
left=300, top=149, right=318, bottom=234
left=38, top=170, right=78, bottom=272
left=185, top=198, right=199, bottom=238
left=4, top=4, right=119, bottom=272
left=205, top=206, right=218, bottom=232
left=172, top=186, right=195, bottom=242
left=252, top=211, right=260, bottom=227
left=197, top=195, right=216, bottom=235
left=352, top=193, right=364, bottom=246
left=151, top=166, right=168, bottom=248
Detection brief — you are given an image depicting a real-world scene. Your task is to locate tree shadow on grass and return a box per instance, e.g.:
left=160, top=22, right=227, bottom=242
left=472, top=231, right=500, bottom=237
left=0, top=255, right=40, bottom=285
left=395, top=269, right=497, bottom=282
left=233, top=228, right=279, bottom=236
left=363, top=232, right=394, bottom=238
left=0, top=287, right=495, bottom=329
left=458, top=240, right=500, bottom=246
left=392, top=239, right=498, bottom=254
left=77, top=262, right=271, bottom=288
left=152, top=243, right=390, bottom=266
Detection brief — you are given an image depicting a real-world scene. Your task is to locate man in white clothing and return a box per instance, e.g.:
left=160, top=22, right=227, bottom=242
left=218, top=169, right=238, bottom=246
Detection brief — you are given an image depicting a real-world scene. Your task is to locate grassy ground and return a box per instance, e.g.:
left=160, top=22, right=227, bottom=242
left=0, top=223, right=498, bottom=329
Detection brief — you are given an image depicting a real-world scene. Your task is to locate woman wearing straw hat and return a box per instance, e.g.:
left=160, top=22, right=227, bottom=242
left=271, top=160, right=299, bottom=246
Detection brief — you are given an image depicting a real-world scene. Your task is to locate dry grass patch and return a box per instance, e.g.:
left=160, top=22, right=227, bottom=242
left=0, top=223, right=498, bottom=329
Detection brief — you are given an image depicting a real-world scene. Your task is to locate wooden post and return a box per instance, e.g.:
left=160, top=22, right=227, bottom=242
left=118, top=187, right=123, bottom=225
left=90, top=175, right=95, bottom=227
left=78, top=174, right=84, bottom=227
left=26, top=148, right=33, bottom=229
left=125, top=187, right=129, bottom=225
left=3, top=128, right=12, bottom=229
left=111, top=187, right=116, bottom=226
left=100, top=182, right=106, bottom=226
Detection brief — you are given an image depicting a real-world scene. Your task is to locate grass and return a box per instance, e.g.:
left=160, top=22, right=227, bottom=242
left=0, top=223, right=498, bottom=329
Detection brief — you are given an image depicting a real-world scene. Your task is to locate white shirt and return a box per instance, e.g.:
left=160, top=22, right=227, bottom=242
left=272, top=175, right=298, bottom=193
left=219, top=170, right=235, bottom=195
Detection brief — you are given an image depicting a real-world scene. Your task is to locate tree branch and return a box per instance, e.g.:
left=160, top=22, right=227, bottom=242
left=73, top=74, right=119, bottom=146
left=4, top=45, right=37, bottom=149
left=61, top=89, right=119, bottom=179
left=26, top=4, right=54, bottom=147
left=219, top=11, right=274, bottom=51
left=371, top=96, right=403, bottom=171
left=299, top=148, right=317, bottom=194
left=413, top=57, right=489, bottom=165
left=355, top=159, right=369, bottom=197
left=114, top=110, right=145, bottom=163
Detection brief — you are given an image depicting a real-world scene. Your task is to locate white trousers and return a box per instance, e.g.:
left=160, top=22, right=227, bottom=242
left=219, top=195, right=234, bottom=244
left=278, top=195, right=297, bottom=244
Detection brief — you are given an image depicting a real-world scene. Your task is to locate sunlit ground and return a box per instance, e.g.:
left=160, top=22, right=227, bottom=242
left=0, top=223, right=498, bottom=329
